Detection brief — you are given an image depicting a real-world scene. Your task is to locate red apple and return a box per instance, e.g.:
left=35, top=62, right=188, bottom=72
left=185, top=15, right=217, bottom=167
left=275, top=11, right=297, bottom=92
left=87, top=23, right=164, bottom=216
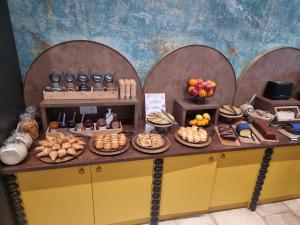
left=191, top=88, right=198, bottom=96
left=196, top=82, right=205, bottom=89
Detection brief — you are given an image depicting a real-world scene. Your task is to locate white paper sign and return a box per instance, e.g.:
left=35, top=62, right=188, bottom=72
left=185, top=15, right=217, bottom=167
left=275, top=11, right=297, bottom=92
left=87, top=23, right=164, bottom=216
left=144, top=93, right=166, bottom=133
left=80, top=106, right=97, bottom=114
left=144, top=93, right=166, bottom=116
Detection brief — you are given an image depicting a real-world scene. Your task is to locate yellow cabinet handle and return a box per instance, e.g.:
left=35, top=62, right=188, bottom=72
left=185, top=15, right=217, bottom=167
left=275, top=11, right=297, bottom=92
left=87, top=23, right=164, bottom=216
left=221, top=153, right=226, bottom=159
left=79, top=168, right=85, bottom=174
left=209, top=156, right=215, bottom=162
left=96, top=166, right=102, bottom=172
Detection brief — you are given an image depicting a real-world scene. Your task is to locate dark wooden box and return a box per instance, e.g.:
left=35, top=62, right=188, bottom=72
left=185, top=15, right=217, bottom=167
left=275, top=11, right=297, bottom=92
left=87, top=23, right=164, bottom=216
left=173, top=98, right=220, bottom=126
left=253, top=96, right=300, bottom=113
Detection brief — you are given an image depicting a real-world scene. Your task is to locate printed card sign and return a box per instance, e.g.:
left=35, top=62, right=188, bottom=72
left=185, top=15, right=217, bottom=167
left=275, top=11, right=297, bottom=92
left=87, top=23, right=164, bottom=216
left=145, top=93, right=166, bottom=116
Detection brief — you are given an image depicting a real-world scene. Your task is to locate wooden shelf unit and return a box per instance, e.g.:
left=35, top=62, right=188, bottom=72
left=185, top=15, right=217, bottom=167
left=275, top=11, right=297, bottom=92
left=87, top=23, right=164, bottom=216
left=173, top=98, right=220, bottom=126
left=254, top=96, right=300, bottom=112
left=40, top=98, right=139, bottom=131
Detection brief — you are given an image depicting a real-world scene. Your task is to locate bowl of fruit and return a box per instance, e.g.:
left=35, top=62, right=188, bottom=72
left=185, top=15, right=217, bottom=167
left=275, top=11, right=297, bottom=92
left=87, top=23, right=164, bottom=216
left=187, top=78, right=217, bottom=104
left=188, top=113, right=212, bottom=127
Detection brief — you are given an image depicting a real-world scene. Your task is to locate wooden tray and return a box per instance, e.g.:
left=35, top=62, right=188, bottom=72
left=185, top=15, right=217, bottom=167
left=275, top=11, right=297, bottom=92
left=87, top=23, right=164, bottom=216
left=215, top=125, right=241, bottom=146
left=231, top=124, right=260, bottom=144
left=250, top=124, right=279, bottom=143
left=174, top=133, right=211, bottom=148
left=131, top=135, right=170, bottom=154
left=89, top=138, right=130, bottom=156
left=47, top=124, right=123, bottom=138
left=39, top=148, right=85, bottom=164
left=43, top=88, right=118, bottom=100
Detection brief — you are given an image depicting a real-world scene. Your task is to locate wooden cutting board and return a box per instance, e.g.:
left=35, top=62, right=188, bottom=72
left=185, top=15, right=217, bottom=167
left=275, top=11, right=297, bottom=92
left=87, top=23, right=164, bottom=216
left=231, top=124, right=260, bottom=144
left=215, top=125, right=240, bottom=146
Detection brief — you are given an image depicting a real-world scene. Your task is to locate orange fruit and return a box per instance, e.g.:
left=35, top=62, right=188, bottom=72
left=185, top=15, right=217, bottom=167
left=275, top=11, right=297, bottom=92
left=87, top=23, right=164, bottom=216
left=209, top=80, right=217, bottom=87
left=207, top=89, right=214, bottom=97
left=189, top=120, right=194, bottom=126
left=203, top=119, right=209, bottom=125
left=187, top=86, right=195, bottom=93
left=198, top=88, right=207, bottom=97
left=188, top=78, right=198, bottom=86
left=197, top=78, right=204, bottom=83
left=197, top=120, right=202, bottom=126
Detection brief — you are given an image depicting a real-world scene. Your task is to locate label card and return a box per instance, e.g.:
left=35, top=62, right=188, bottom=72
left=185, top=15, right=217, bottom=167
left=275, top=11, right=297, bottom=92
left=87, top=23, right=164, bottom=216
left=80, top=106, right=97, bottom=114
left=145, top=93, right=166, bottom=116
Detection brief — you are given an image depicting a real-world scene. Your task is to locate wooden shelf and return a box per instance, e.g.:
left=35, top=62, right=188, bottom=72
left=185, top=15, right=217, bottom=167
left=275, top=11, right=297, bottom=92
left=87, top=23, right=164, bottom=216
left=254, top=96, right=300, bottom=112
left=40, top=98, right=138, bottom=108
left=173, top=98, right=220, bottom=125
left=175, top=97, right=220, bottom=110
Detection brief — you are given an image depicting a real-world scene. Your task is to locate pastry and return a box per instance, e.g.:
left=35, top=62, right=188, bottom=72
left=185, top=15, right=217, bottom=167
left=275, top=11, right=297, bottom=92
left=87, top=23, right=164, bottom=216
left=146, top=112, right=175, bottom=125
left=177, top=126, right=208, bottom=143
left=220, top=105, right=242, bottom=116
left=35, top=132, right=86, bottom=162
left=252, top=119, right=277, bottom=140
left=94, top=133, right=127, bottom=151
left=137, top=133, right=164, bottom=148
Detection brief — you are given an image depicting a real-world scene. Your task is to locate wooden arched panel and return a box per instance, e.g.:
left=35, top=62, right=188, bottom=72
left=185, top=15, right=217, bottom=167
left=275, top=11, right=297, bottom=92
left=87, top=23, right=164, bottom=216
left=143, top=45, right=236, bottom=113
left=23, top=40, right=143, bottom=119
left=234, top=47, right=300, bottom=106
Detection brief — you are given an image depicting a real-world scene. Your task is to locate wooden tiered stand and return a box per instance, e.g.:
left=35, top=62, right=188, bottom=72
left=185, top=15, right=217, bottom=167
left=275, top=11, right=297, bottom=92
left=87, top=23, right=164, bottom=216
left=23, top=40, right=143, bottom=130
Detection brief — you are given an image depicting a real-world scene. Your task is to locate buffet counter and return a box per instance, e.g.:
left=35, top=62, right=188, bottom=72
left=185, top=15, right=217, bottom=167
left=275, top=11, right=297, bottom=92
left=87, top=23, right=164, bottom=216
left=1, top=124, right=299, bottom=174
left=1, top=125, right=300, bottom=225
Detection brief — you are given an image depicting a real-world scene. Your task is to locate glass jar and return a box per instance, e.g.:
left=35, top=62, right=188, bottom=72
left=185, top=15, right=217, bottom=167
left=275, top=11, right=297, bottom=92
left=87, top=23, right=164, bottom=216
left=96, top=118, right=107, bottom=130
left=111, top=113, right=120, bottom=129
left=25, top=106, right=42, bottom=132
left=19, top=113, right=39, bottom=140
left=84, top=119, right=94, bottom=131
left=0, top=141, right=28, bottom=165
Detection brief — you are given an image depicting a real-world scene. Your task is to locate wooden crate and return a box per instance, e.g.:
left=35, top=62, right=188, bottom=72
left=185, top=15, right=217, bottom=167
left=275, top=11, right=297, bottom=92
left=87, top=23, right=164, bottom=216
left=46, top=123, right=123, bottom=138
left=43, top=89, right=118, bottom=100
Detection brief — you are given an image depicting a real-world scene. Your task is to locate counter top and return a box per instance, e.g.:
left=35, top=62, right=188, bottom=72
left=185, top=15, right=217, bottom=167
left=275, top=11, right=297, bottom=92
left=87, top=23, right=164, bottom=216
left=1, top=124, right=300, bottom=174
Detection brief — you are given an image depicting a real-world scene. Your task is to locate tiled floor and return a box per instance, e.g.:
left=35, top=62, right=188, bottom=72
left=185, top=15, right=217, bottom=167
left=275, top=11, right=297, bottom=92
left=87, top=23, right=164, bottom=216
left=141, top=199, right=300, bottom=225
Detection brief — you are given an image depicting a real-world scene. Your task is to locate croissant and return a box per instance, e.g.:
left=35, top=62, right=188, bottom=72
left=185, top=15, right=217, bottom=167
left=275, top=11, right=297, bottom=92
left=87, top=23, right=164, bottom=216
left=49, top=151, right=58, bottom=162
left=67, top=148, right=77, bottom=156
left=57, top=149, right=67, bottom=158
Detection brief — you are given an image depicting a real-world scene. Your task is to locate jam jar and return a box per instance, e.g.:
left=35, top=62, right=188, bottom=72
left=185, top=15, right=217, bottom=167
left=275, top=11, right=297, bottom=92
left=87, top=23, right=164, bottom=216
left=0, top=140, right=28, bottom=165
left=84, top=119, right=94, bottom=130
left=67, top=121, right=76, bottom=131
left=96, top=118, right=106, bottom=130
left=19, top=113, right=39, bottom=140
left=76, top=123, right=84, bottom=131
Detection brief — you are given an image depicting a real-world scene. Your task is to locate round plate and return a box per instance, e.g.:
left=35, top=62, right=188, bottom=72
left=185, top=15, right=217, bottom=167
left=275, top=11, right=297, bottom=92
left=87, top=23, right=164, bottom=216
left=89, top=137, right=130, bottom=156
left=39, top=148, right=85, bottom=164
left=145, top=119, right=173, bottom=128
left=132, top=135, right=171, bottom=154
left=135, top=134, right=165, bottom=150
left=175, top=133, right=211, bottom=148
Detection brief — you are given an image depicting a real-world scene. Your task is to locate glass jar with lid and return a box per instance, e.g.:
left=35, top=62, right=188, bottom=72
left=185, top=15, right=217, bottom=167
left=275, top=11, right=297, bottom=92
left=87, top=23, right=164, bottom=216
left=25, top=106, right=42, bottom=131
left=0, top=140, right=28, bottom=165
left=6, top=130, right=33, bottom=149
left=19, top=113, right=39, bottom=140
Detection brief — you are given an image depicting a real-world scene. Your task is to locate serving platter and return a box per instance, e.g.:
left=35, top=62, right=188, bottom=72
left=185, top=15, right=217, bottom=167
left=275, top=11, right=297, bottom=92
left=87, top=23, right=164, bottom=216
left=174, top=132, right=211, bottom=148
left=131, top=135, right=170, bottom=154
left=39, top=148, right=85, bottom=164
left=88, top=137, right=130, bottom=156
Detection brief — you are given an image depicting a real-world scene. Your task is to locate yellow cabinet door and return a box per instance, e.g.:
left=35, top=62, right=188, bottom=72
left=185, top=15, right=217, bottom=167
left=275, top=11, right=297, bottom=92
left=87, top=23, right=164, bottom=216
left=17, top=166, right=94, bottom=225
left=260, top=145, right=300, bottom=201
left=91, top=160, right=153, bottom=225
left=160, top=154, right=217, bottom=218
left=209, top=149, right=265, bottom=209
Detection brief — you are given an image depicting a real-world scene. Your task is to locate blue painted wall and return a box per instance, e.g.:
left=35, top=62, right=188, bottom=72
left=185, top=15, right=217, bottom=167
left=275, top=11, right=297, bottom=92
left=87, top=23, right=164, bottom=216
left=7, top=0, right=300, bottom=83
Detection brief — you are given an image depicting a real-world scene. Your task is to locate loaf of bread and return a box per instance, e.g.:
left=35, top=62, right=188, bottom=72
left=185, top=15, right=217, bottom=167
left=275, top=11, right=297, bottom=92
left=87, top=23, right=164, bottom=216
left=252, top=119, right=276, bottom=140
